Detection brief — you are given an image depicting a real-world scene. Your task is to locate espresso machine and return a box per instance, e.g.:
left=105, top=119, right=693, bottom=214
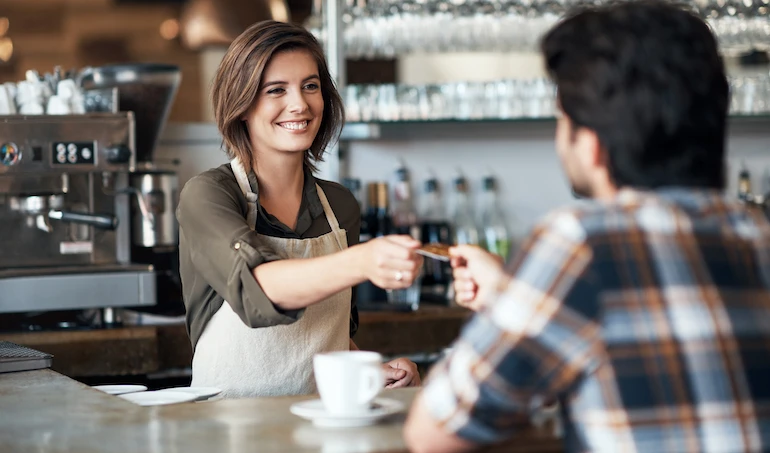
left=80, top=63, right=184, bottom=315
left=0, top=113, right=156, bottom=316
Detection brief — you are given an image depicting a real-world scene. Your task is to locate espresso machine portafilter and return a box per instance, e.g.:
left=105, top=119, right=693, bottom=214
left=0, top=113, right=156, bottom=315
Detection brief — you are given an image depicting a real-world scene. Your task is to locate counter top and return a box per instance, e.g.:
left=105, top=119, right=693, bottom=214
left=0, top=369, right=563, bottom=453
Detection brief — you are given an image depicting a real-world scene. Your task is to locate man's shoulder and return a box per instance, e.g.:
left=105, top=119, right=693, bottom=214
left=536, top=197, right=650, bottom=241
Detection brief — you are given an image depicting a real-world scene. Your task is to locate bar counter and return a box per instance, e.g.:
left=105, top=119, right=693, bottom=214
left=0, top=305, right=471, bottom=378
left=0, top=369, right=563, bottom=453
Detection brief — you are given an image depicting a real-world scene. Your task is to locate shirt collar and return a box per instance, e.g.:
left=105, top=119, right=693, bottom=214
left=247, top=166, right=325, bottom=234
left=616, top=186, right=728, bottom=209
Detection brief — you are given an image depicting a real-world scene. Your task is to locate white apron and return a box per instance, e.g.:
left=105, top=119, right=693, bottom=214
left=191, top=158, right=351, bottom=398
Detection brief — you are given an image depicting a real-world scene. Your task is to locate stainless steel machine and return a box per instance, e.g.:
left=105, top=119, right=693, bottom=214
left=0, top=113, right=156, bottom=314
left=80, top=63, right=184, bottom=315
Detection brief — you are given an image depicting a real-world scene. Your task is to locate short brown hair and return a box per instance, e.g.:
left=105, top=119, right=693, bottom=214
left=212, top=20, right=344, bottom=173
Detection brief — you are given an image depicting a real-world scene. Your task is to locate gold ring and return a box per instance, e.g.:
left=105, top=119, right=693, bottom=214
left=395, top=271, right=403, bottom=282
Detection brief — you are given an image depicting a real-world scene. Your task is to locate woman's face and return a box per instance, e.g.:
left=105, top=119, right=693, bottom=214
left=243, top=49, right=324, bottom=160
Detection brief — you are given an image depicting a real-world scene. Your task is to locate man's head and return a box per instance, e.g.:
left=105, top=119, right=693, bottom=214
left=542, top=1, right=729, bottom=198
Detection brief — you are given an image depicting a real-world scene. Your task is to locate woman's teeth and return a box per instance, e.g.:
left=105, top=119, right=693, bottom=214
left=278, top=121, right=308, bottom=131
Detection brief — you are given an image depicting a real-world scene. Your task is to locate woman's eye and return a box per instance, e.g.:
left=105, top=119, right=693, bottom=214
left=304, top=83, right=319, bottom=90
left=267, top=87, right=285, bottom=95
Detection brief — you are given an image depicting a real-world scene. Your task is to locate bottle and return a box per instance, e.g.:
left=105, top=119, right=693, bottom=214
left=418, top=176, right=452, bottom=304
left=391, top=161, right=420, bottom=240
left=451, top=175, right=479, bottom=245
left=365, top=182, right=391, bottom=238
left=738, top=164, right=753, bottom=203
left=342, top=178, right=369, bottom=243
left=358, top=182, right=391, bottom=306
left=479, top=175, right=511, bottom=262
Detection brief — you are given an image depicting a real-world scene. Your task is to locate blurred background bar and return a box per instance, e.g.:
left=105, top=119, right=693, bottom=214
left=0, top=0, right=767, bottom=387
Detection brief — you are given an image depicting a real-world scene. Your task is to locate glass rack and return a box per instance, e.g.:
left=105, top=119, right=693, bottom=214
left=308, top=0, right=770, bottom=58
left=343, top=74, right=770, bottom=123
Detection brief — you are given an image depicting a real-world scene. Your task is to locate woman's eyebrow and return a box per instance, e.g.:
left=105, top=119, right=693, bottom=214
left=261, top=75, right=320, bottom=89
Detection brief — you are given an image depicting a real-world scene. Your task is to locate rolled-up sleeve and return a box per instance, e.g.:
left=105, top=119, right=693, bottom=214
left=177, top=174, right=303, bottom=330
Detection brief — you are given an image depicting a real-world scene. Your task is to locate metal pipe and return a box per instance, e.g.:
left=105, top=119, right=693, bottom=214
left=323, top=0, right=346, bottom=90
left=321, top=0, right=345, bottom=182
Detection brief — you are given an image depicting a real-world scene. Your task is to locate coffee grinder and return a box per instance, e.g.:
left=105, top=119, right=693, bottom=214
left=80, top=64, right=184, bottom=315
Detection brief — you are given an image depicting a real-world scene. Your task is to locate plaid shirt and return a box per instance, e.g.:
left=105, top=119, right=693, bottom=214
left=424, top=188, right=770, bottom=453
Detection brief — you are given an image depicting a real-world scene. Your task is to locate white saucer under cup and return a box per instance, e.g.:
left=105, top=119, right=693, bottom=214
left=290, top=397, right=405, bottom=428
left=313, top=351, right=385, bottom=416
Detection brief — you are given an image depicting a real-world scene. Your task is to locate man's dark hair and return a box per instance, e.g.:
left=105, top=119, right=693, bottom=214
left=542, top=0, right=729, bottom=190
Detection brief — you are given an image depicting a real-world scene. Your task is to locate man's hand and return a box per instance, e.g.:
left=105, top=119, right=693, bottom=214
left=450, top=245, right=506, bottom=311
left=382, top=358, right=421, bottom=388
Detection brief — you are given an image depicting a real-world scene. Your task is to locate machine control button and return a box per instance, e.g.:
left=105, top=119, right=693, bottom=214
left=105, top=145, right=132, bottom=164
left=0, top=142, right=20, bottom=166
left=52, top=141, right=96, bottom=165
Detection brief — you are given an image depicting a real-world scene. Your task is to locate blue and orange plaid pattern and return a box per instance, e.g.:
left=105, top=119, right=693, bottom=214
left=424, top=188, right=770, bottom=452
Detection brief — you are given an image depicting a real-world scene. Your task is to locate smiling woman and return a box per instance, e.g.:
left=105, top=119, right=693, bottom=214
left=176, top=21, right=424, bottom=399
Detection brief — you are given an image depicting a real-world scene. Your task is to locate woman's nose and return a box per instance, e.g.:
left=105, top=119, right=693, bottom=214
left=287, top=91, right=309, bottom=113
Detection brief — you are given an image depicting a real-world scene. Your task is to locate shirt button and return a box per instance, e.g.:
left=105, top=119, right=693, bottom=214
left=233, top=242, right=241, bottom=250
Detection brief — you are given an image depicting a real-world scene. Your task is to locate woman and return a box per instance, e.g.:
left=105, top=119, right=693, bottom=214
left=176, top=20, right=423, bottom=399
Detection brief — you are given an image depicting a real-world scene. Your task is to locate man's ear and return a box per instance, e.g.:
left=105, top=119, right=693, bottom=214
left=574, top=127, right=603, bottom=169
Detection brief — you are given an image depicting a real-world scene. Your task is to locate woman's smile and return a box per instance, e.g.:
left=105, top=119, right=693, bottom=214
left=276, top=120, right=310, bottom=132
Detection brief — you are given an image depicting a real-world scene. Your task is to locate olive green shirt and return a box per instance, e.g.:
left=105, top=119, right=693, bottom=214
left=177, top=163, right=360, bottom=350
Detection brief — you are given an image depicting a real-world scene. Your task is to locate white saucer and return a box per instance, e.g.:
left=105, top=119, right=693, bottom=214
left=118, top=390, right=197, bottom=406
left=92, top=384, right=148, bottom=395
left=157, top=386, right=222, bottom=401
left=290, top=398, right=405, bottom=428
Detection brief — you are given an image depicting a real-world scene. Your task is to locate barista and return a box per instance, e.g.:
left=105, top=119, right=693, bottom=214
left=176, top=21, right=423, bottom=398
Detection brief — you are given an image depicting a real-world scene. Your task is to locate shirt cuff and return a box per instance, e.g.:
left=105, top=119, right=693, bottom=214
left=239, top=265, right=304, bottom=325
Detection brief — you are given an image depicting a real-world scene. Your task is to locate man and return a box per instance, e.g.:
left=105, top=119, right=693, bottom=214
left=404, top=1, right=770, bottom=452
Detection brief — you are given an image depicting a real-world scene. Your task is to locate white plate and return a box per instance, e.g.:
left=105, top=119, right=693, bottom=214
left=290, top=398, right=405, bottom=428
left=92, top=384, right=148, bottom=395
left=118, top=390, right=197, bottom=406
left=156, top=387, right=222, bottom=401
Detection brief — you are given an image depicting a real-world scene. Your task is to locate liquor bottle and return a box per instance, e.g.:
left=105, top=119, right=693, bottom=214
left=418, top=176, right=452, bottom=304
left=358, top=182, right=391, bottom=306
left=738, top=164, right=753, bottom=203
left=479, top=175, right=511, bottom=262
left=342, top=178, right=369, bottom=242
left=451, top=175, right=479, bottom=245
left=365, top=182, right=391, bottom=239
left=391, top=162, right=420, bottom=239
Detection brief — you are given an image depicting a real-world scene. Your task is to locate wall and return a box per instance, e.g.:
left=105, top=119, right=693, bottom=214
left=0, top=0, right=203, bottom=122
left=156, top=119, right=770, bottom=242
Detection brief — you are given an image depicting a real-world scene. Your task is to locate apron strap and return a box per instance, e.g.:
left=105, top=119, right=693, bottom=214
left=315, top=184, right=341, bottom=232
left=315, top=184, right=346, bottom=252
left=230, top=157, right=258, bottom=231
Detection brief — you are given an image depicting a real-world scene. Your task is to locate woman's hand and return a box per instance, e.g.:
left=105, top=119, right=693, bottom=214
left=358, top=235, right=423, bottom=290
left=382, top=358, right=421, bottom=388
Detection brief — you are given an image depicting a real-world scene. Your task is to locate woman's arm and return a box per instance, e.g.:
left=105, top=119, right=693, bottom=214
left=253, top=235, right=421, bottom=310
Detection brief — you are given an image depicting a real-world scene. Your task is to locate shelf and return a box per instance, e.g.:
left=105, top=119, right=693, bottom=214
left=340, top=115, right=770, bottom=141
left=340, top=118, right=557, bottom=141
left=159, top=115, right=770, bottom=147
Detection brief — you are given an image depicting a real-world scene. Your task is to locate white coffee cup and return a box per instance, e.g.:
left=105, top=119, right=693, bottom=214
left=313, top=351, right=384, bottom=416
